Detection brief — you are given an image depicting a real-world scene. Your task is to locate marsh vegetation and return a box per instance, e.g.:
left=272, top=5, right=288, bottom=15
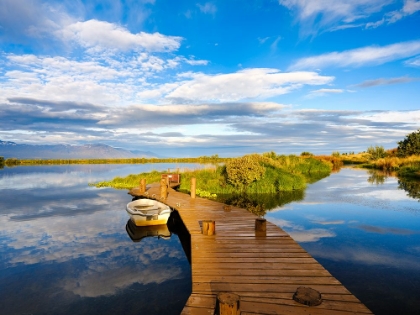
left=92, top=152, right=334, bottom=216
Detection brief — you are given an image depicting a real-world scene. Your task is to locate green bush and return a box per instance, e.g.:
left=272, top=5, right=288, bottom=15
left=397, top=129, right=420, bottom=157
left=225, top=154, right=265, bottom=188
left=367, top=145, right=386, bottom=160
left=301, top=151, right=314, bottom=156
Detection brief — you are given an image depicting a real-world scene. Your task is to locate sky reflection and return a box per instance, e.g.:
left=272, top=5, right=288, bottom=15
left=265, top=168, right=420, bottom=315
left=0, top=164, right=191, bottom=315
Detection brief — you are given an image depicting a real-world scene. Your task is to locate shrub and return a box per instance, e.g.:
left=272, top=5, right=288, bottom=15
left=300, top=151, right=314, bottom=157
left=367, top=145, right=386, bottom=160
left=397, top=129, right=420, bottom=157
left=225, top=155, right=265, bottom=188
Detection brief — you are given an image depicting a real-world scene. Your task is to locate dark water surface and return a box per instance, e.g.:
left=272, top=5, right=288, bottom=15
left=265, top=168, right=420, bottom=315
left=0, top=164, right=197, bottom=315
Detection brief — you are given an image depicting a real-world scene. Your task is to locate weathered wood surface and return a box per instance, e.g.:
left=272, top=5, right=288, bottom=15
left=132, top=185, right=373, bottom=315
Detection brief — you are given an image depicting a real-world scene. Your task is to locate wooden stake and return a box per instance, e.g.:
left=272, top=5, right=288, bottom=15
left=140, top=179, right=146, bottom=193
left=255, top=218, right=266, bottom=236
left=202, top=220, right=215, bottom=236
left=191, top=177, right=196, bottom=199
left=160, top=178, right=168, bottom=200
left=217, top=292, right=240, bottom=315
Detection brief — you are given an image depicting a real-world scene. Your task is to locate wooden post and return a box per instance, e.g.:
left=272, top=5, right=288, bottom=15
left=293, top=287, right=322, bottom=306
left=202, top=220, right=215, bottom=236
left=160, top=178, right=168, bottom=200
left=140, top=179, right=146, bottom=193
left=255, top=218, right=266, bottom=236
left=217, top=292, right=240, bottom=315
left=191, top=177, right=196, bottom=199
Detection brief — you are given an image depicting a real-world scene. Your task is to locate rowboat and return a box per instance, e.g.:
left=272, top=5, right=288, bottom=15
left=126, top=198, right=172, bottom=226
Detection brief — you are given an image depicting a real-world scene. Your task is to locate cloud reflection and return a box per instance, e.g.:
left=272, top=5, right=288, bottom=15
left=268, top=218, right=336, bottom=242
left=357, top=225, right=418, bottom=235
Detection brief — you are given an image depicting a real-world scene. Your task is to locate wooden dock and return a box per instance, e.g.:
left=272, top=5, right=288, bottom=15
left=129, top=184, right=373, bottom=315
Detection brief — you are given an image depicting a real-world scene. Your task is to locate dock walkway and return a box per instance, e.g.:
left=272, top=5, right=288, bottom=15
left=129, top=185, right=373, bottom=315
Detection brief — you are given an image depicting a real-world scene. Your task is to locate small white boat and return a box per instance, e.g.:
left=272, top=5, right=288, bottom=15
left=126, top=198, right=172, bottom=226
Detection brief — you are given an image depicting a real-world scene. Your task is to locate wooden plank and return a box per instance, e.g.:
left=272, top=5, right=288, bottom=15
left=192, top=275, right=342, bottom=285
left=184, top=294, right=216, bottom=309
left=181, top=306, right=214, bottom=315
left=240, top=296, right=372, bottom=314
left=192, top=269, right=332, bottom=277
left=192, top=282, right=352, bottom=295
left=192, top=252, right=311, bottom=258
left=191, top=257, right=320, bottom=264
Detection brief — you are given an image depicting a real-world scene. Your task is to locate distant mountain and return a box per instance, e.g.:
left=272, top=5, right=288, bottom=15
left=0, top=140, right=158, bottom=159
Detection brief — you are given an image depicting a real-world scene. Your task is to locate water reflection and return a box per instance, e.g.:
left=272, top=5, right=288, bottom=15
left=398, top=177, right=420, bottom=201
left=265, top=168, right=420, bottom=315
left=126, top=221, right=172, bottom=242
left=0, top=164, right=192, bottom=315
left=216, top=190, right=305, bottom=217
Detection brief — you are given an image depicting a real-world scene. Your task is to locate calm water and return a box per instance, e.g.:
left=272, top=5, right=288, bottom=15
left=265, top=168, right=420, bottom=315
left=0, top=164, right=199, bottom=315
left=1, top=165, right=419, bottom=315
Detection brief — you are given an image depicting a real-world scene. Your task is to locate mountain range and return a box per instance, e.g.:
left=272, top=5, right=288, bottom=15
left=0, top=140, right=158, bottom=159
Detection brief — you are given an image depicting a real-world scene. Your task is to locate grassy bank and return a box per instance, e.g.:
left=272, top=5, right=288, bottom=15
left=341, top=154, right=420, bottom=179
left=91, top=153, right=333, bottom=194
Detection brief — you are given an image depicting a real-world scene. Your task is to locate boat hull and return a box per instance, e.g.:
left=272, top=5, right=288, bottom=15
left=126, top=199, right=172, bottom=227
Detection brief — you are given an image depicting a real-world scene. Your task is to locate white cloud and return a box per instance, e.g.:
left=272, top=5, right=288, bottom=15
left=279, top=0, right=392, bottom=33
left=288, top=228, right=336, bottom=242
left=290, top=40, right=420, bottom=70
left=158, top=68, right=334, bottom=102
left=405, top=55, right=420, bottom=67
left=58, top=19, right=183, bottom=52
left=367, top=0, right=420, bottom=28
left=197, top=2, right=217, bottom=15
left=308, top=88, right=344, bottom=97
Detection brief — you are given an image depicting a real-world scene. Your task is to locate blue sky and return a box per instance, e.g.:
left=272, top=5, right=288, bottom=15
left=1, top=0, right=419, bottom=157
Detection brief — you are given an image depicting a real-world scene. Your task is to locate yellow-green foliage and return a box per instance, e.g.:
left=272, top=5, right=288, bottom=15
left=313, top=155, right=343, bottom=170
left=225, top=154, right=265, bottom=188
left=91, top=153, right=333, bottom=195
left=371, top=155, right=420, bottom=171
left=91, top=170, right=163, bottom=189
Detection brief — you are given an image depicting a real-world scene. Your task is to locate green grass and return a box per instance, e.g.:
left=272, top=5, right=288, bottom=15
left=90, top=153, right=334, bottom=216
left=91, top=153, right=332, bottom=194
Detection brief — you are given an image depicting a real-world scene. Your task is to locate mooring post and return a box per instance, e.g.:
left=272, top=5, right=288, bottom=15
left=191, top=177, right=196, bottom=198
left=202, top=220, right=215, bottom=236
left=160, top=178, right=168, bottom=200
left=140, top=179, right=146, bottom=193
left=217, top=292, right=240, bottom=315
left=255, top=218, right=266, bottom=236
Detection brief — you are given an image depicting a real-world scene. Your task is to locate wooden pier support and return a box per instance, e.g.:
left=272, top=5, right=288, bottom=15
left=139, top=178, right=146, bottom=193
left=217, top=292, right=240, bottom=315
left=160, top=178, right=168, bottom=200
left=255, top=218, right=266, bottom=237
left=202, top=220, right=215, bottom=236
left=190, top=177, right=196, bottom=199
